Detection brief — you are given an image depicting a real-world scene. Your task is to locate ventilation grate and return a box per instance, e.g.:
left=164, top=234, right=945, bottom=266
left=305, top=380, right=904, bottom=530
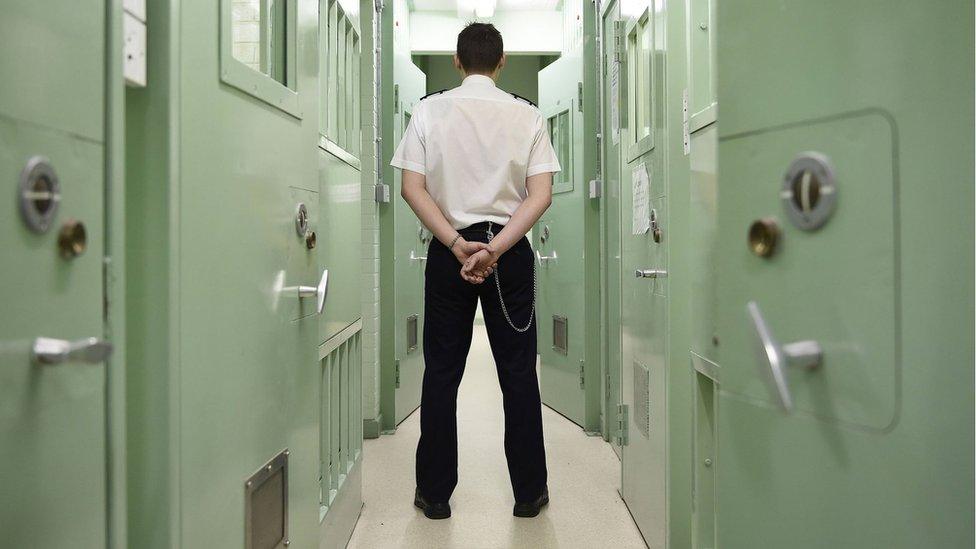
left=552, top=315, right=568, bottom=355
left=245, top=450, right=289, bottom=549
left=634, top=361, right=650, bottom=439
left=406, top=314, right=418, bottom=353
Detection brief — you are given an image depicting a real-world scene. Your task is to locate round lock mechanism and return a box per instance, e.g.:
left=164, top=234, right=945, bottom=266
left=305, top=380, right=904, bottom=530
left=781, top=152, right=837, bottom=231
left=18, top=156, right=61, bottom=234
left=748, top=218, right=780, bottom=258
left=295, top=203, right=309, bottom=237
left=57, top=219, right=87, bottom=259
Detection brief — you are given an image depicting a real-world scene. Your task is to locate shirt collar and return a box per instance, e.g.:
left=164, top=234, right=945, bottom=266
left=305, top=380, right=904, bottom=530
left=461, top=74, right=496, bottom=87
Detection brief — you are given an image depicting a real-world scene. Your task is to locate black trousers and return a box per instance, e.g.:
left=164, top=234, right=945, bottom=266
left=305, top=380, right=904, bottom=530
left=417, top=222, right=548, bottom=504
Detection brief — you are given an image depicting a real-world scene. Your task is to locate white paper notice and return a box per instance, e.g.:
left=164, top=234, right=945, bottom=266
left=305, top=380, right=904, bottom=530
left=632, top=162, right=650, bottom=235
left=610, top=62, right=620, bottom=146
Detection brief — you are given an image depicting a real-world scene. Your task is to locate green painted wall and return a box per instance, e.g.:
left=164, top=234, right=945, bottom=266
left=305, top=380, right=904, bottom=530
left=412, top=54, right=555, bottom=105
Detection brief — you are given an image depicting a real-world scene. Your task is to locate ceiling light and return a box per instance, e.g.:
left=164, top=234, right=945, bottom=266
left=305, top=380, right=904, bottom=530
left=474, top=0, right=496, bottom=17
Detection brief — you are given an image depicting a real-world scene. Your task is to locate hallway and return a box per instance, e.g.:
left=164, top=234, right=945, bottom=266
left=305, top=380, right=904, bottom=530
left=348, top=325, right=646, bottom=549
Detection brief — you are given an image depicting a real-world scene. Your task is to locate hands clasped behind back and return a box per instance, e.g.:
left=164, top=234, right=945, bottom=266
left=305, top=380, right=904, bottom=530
left=454, top=240, right=499, bottom=284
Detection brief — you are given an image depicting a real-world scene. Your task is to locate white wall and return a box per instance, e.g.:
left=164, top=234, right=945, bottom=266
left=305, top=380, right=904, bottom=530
left=409, top=10, right=563, bottom=54
left=361, top=0, right=381, bottom=429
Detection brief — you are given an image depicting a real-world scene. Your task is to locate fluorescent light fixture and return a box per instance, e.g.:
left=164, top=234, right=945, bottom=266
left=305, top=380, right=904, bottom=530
left=474, top=0, right=496, bottom=17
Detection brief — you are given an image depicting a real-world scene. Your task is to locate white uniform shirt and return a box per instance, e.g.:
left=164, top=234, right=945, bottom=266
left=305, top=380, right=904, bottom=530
left=390, top=74, right=562, bottom=230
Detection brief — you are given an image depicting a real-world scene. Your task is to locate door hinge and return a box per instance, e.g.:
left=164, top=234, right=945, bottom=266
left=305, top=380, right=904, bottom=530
left=374, top=183, right=390, bottom=203
left=123, top=6, right=148, bottom=88
left=613, top=20, right=625, bottom=63
left=605, top=368, right=611, bottom=399
left=395, top=360, right=400, bottom=388
left=393, top=84, right=399, bottom=113
left=588, top=179, right=603, bottom=198
left=577, top=82, right=584, bottom=112
left=616, top=404, right=629, bottom=446
left=579, top=359, right=585, bottom=389
left=102, top=256, right=111, bottom=320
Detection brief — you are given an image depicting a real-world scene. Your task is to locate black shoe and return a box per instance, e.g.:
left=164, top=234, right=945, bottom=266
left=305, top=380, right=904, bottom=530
left=513, top=486, right=549, bottom=518
left=414, top=488, right=451, bottom=519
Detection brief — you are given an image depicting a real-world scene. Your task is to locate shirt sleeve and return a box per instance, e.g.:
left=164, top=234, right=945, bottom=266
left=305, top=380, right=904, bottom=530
left=390, top=106, right=426, bottom=175
left=526, top=114, right=562, bottom=177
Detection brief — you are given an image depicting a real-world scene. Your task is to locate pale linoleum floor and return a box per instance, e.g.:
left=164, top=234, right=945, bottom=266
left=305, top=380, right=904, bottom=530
left=347, top=325, right=647, bottom=549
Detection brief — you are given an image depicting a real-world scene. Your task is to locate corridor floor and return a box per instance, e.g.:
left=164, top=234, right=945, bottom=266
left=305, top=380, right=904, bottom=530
left=347, top=325, right=647, bottom=549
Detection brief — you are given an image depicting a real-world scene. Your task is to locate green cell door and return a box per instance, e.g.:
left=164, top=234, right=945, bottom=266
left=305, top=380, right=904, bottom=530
left=615, top=3, right=668, bottom=545
left=0, top=1, right=110, bottom=547
left=392, top=107, right=426, bottom=425
left=714, top=1, right=973, bottom=547
left=536, top=55, right=588, bottom=427
left=387, top=60, right=426, bottom=427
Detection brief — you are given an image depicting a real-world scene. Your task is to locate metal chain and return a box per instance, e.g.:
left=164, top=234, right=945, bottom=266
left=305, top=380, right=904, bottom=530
left=487, top=222, right=536, bottom=333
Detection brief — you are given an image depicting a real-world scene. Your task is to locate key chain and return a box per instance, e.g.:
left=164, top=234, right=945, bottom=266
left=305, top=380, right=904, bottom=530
left=487, top=221, right=535, bottom=332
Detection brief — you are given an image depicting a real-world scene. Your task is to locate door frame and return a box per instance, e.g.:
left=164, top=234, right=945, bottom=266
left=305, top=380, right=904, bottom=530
left=105, top=1, right=127, bottom=547
left=598, top=0, right=622, bottom=453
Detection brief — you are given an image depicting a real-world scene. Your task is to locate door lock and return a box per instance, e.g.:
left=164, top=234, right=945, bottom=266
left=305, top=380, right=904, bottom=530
left=747, top=218, right=780, bottom=258
left=295, top=203, right=309, bottom=237
left=781, top=152, right=837, bottom=231
left=57, top=219, right=87, bottom=259
left=31, top=337, right=113, bottom=365
left=746, top=301, right=823, bottom=413
left=18, top=156, right=61, bottom=234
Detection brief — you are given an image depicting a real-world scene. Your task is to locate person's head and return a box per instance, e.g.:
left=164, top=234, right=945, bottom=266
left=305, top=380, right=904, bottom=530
left=454, top=22, right=506, bottom=79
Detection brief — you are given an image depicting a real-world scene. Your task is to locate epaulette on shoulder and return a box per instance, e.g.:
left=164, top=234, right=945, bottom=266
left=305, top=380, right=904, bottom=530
left=510, top=93, right=537, bottom=108
left=420, top=89, right=448, bottom=100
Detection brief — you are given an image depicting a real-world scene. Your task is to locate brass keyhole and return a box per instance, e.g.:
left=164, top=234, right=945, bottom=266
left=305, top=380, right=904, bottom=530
left=57, top=219, right=87, bottom=259
left=747, top=218, right=780, bottom=258
left=790, top=169, right=821, bottom=214
left=305, top=231, right=317, bottom=250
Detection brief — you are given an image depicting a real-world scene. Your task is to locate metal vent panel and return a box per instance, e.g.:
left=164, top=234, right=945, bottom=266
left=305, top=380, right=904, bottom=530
left=245, top=450, right=289, bottom=549
left=406, top=314, right=418, bottom=353
left=634, top=361, right=650, bottom=439
left=552, top=315, right=568, bottom=355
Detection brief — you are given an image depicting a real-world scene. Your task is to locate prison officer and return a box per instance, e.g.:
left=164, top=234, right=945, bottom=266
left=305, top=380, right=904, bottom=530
left=391, top=22, right=561, bottom=520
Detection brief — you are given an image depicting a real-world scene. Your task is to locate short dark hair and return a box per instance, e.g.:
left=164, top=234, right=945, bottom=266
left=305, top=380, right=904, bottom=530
left=456, top=22, right=504, bottom=73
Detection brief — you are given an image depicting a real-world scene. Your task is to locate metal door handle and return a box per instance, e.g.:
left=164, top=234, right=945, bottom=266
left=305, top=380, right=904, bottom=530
left=31, top=337, right=113, bottom=365
left=409, top=251, right=427, bottom=261
left=535, top=250, right=558, bottom=264
left=635, top=269, right=668, bottom=279
left=746, top=301, right=822, bottom=413
left=297, top=269, right=329, bottom=315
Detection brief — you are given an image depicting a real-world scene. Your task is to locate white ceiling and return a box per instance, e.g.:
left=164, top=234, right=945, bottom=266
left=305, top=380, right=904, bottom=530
left=411, top=0, right=561, bottom=12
